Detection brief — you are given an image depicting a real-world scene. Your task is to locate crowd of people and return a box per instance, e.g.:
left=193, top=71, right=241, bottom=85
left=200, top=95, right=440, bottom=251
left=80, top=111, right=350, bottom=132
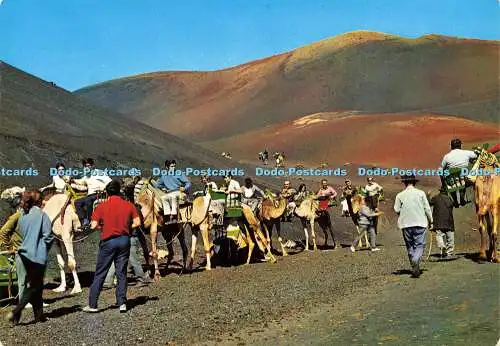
left=1, top=137, right=497, bottom=325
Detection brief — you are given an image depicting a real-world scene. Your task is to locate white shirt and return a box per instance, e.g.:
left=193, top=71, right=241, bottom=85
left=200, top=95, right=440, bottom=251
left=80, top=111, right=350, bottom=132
left=77, top=169, right=112, bottom=195
left=52, top=175, right=68, bottom=193
left=394, top=185, right=433, bottom=229
left=227, top=179, right=241, bottom=193
left=441, top=149, right=477, bottom=169
left=365, top=182, right=383, bottom=197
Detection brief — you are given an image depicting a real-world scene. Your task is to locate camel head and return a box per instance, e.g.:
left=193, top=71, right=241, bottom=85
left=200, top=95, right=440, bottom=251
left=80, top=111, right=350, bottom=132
left=1, top=186, right=25, bottom=208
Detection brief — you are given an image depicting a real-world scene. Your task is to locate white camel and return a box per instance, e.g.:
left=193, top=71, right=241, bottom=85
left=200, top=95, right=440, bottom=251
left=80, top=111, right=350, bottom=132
left=41, top=189, right=83, bottom=294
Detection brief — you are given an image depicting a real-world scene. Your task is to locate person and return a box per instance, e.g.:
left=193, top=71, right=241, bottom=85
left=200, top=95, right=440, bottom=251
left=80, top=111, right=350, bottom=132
left=488, top=143, right=500, bottom=154
left=73, top=158, right=112, bottom=227
left=394, top=174, right=433, bottom=278
left=430, top=186, right=455, bottom=258
left=317, top=179, right=338, bottom=201
left=83, top=180, right=141, bottom=313
left=316, top=180, right=338, bottom=249
left=41, top=163, right=70, bottom=193
left=280, top=180, right=297, bottom=221
left=342, top=179, right=359, bottom=225
left=0, top=205, right=50, bottom=310
left=223, top=174, right=242, bottom=206
left=350, top=195, right=383, bottom=252
left=364, top=177, right=383, bottom=234
left=440, top=138, right=478, bottom=207
left=241, top=177, right=265, bottom=213
left=103, top=225, right=152, bottom=288
left=153, top=160, right=191, bottom=223
left=6, top=190, right=54, bottom=325
left=263, top=149, right=269, bottom=165
left=201, top=175, right=218, bottom=194
left=294, top=184, right=308, bottom=205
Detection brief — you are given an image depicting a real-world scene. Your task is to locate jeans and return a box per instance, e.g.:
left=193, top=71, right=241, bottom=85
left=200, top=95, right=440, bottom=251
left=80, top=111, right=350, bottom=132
left=352, top=224, right=377, bottom=249
left=402, top=227, right=427, bottom=267
left=104, top=236, right=146, bottom=284
left=88, top=235, right=130, bottom=308
left=435, top=229, right=454, bottom=256
left=75, top=193, right=98, bottom=224
left=15, top=254, right=26, bottom=303
left=12, top=255, right=46, bottom=320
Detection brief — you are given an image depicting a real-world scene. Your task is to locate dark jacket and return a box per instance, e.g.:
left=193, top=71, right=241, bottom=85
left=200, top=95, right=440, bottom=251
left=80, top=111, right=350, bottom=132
left=430, top=193, right=455, bottom=231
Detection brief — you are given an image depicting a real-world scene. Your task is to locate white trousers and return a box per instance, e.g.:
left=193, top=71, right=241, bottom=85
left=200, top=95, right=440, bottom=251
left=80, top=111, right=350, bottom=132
left=161, top=190, right=182, bottom=216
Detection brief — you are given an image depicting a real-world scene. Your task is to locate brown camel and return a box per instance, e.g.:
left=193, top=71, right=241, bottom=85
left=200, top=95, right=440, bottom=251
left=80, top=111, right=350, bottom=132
left=258, top=196, right=288, bottom=255
left=470, top=148, right=500, bottom=262
left=132, top=178, right=212, bottom=281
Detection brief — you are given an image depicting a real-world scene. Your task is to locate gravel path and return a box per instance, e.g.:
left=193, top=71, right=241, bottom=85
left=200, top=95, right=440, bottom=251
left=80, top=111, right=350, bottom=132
left=0, top=200, right=498, bottom=345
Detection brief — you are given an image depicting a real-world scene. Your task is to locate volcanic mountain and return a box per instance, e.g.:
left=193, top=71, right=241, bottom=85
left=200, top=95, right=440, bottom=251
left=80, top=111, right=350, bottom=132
left=203, top=111, right=500, bottom=169
left=0, top=61, right=246, bottom=188
left=76, top=31, right=499, bottom=143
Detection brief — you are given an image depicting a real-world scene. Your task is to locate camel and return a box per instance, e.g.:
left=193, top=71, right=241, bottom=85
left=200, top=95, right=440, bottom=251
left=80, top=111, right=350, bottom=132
left=132, top=178, right=213, bottom=281
left=1, top=186, right=83, bottom=294
left=274, top=152, right=285, bottom=168
left=237, top=203, right=277, bottom=265
left=258, top=152, right=269, bottom=165
left=41, top=188, right=83, bottom=294
left=292, top=194, right=332, bottom=251
left=257, top=195, right=288, bottom=256
left=469, top=148, right=500, bottom=262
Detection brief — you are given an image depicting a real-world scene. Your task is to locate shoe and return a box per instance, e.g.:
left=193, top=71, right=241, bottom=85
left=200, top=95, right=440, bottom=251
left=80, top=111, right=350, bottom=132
left=371, top=248, right=381, bottom=252
left=24, top=302, right=49, bottom=309
left=119, top=304, right=127, bottom=313
left=102, top=283, right=115, bottom=289
left=411, top=262, right=421, bottom=278
left=350, top=246, right=355, bottom=253
left=82, top=306, right=99, bottom=313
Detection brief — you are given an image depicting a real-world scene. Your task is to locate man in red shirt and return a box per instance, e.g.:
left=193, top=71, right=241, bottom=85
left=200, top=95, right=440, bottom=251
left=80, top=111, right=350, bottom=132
left=488, top=143, right=500, bottom=154
left=83, top=179, right=141, bottom=313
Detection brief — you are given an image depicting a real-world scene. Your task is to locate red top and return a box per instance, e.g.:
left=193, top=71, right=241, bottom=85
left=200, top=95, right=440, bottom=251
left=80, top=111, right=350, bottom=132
left=488, top=143, right=500, bottom=154
left=91, top=196, right=139, bottom=241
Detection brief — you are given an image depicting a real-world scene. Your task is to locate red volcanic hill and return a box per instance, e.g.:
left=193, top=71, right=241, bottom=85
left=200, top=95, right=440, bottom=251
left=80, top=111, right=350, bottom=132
left=203, top=112, right=500, bottom=169
left=76, top=31, right=499, bottom=142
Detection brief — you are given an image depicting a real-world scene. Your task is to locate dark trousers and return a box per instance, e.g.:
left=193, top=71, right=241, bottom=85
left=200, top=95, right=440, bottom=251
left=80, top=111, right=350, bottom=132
left=89, top=235, right=131, bottom=308
left=75, top=193, right=98, bottom=224
left=12, top=255, right=46, bottom=320
left=402, top=227, right=426, bottom=267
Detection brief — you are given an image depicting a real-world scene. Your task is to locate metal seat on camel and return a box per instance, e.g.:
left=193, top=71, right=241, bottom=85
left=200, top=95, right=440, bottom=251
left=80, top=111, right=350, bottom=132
left=443, top=166, right=474, bottom=205
left=0, top=251, right=17, bottom=303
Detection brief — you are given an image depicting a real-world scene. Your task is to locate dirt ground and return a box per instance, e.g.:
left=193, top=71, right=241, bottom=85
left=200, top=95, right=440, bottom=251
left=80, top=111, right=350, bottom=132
left=0, top=197, right=498, bottom=346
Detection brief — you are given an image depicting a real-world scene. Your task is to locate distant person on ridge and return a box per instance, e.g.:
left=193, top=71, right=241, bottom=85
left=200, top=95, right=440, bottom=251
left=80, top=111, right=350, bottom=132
left=440, top=138, right=477, bottom=207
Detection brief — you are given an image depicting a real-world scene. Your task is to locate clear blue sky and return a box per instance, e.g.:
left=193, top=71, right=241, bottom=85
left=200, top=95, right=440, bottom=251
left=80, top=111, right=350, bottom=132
left=1, top=0, right=498, bottom=91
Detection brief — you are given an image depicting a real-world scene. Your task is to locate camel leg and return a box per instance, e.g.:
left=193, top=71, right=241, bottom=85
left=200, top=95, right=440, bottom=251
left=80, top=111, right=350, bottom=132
left=356, top=226, right=363, bottom=248
left=178, top=224, right=189, bottom=272
left=251, top=222, right=277, bottom=263
left=364, top=231, right=370, bottom=248
left=301, top=219, right=310, bottom=251
left=263, top=222, right=271, bottom=245
left=63, top=235, right=82, bottom=294
left=244, top=224, right=255, bottom=265
left=478, top=216, right=488, bottom=260
left=490, top=210, right=499, bottom=263
left=276, top=221, right=288, bottom=256
left=200, top=219, right=212, bottom=270
left=310, top=218, right=317, bottom=251
left=150, top=218, right=161, bottom=282
left=52, top=240, right=67, bottom=293
left=190, top=231, right=197, bottom=271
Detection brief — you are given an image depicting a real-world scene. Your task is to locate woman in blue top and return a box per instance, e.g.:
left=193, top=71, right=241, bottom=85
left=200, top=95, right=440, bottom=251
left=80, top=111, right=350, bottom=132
left=7, top=190, right=53, bottom=325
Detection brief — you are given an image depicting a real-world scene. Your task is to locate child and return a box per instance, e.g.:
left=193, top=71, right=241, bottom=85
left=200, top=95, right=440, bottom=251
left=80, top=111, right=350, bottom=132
left=430, top=187, right=455, bottom=257
left=350, top=196, right=383, bottom=252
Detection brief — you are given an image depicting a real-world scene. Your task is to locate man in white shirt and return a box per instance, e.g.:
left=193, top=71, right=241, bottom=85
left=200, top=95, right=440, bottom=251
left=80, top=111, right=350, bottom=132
left=41, top=163, right=70, bottom=193
left=440, top=138, right=477, bottom=207
left=394, top=174, right=433, bottom=278
left=73, top=158, right=112, bottom=227
left=224, top=174, right=242, bottom=207
left=364, top=177, right=383, bottom=233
